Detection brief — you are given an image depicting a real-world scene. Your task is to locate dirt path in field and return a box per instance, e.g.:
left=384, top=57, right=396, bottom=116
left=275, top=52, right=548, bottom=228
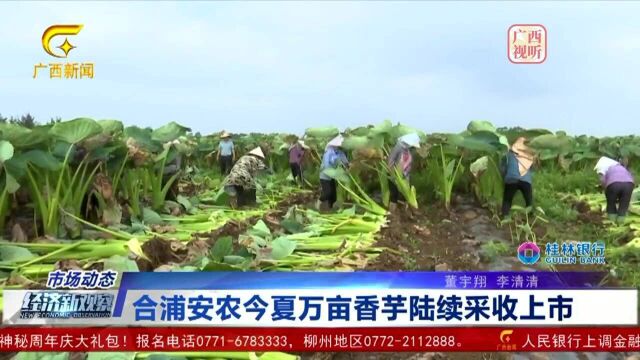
left=367, top=196, right=528, bottom=273
left=304, top=196, right=636, bottom=360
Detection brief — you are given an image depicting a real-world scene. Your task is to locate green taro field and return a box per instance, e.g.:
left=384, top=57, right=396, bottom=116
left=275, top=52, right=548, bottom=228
left=1, top=118, right=640, bottom=360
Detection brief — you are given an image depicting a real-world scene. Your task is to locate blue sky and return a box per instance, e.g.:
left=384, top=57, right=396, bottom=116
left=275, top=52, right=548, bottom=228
left=0, top=1, right=638, bottom=136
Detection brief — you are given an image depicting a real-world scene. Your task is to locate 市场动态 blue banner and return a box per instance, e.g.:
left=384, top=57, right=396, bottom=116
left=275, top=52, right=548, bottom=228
left=1, top=271, right=637, bottom=327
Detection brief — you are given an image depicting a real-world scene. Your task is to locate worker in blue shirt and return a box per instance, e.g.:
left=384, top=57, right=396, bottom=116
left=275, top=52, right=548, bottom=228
left=319, top=135, right=349, bottom=211
left=217, top=131, right=235, bottom=175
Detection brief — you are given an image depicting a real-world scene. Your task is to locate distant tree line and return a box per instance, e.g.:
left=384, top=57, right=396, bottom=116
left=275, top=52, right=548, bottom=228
left=0, top=113, right=62, bottom=128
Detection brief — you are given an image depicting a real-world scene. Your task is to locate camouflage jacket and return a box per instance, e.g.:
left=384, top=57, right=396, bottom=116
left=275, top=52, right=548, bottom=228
left=226, top=155, right=267, bottom=188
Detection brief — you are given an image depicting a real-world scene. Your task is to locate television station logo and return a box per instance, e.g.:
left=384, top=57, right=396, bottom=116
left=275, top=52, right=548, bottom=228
left=33, top=24, right=95, bottom=80
left=508, top=24, right=547, bottom=64
left=497, top=329, right=516, bottom=351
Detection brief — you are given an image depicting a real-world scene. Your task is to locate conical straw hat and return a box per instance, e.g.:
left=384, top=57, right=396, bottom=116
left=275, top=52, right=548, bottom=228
left=248, top=147, right=265, bottom=159
left=399, top=133, right=420, bottom=148
left=594, top=156, right=618, bottom=175
left=220, top=131, right=231, bottom=138
left=511, top=138, right=534, bottom=176
left=326, top=135, right=344, bottom=149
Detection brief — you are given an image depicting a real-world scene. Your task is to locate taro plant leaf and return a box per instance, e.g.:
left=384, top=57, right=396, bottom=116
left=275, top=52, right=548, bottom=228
left=342, top=136, right=372, bottom=151
left=270, top=236, right=297, bottom=260
left=0, top=123, right=48, bottom=148
left=82, top=133, right=113, bottom=152
left=370, top=119, right=393, bottom=136
left=210, top=236, right=233, bottom=262
left=19, top=150, right=63, bottom=171
left=154, top=145, right=172, bottom=162
left=202, top=260, right=243, bottom=271
left=342, top=135, right=384, bottom=151
left=240, top=233, right=268, bottom=249
left=151, top=121, right=191, bottom=143
left=4, top=171, right=19, bottom=193
left=223, top=255, right=248, bottom=265
left=52, top=141, right=74, bottom=158
left=143, top=207, right=163, bottom=225
left=449, top=131, right=507, bottom=153
left=470, top=156, right=489, bottom=178
left=51, top=118, right=103, bottom=144
left=539, top=149, right=557, bottom=161
left=348, top=126, right=373, bottom=136
left=322, top=167, right=351, bottom=184
left=212, top=185, right=229, bottom=205
left=176, top=195, right=193, bottom=211
left=250, top=220, right=272, bottom=238
left=0, top=245, right=36, bottom=265
left=130, top=220, right=146, bottom=234
left=340, top=206, right=357, bottom=216
left=88, top=145, right=120, bottom=162
left=98, top=119, right=124, bottom=135
left=0, top=140, right=14, bottom=163
left=500, top=128, right=553, bottom=144
left=529, top=133, right=573, bottom=151
left=621, top=144, right=640, bottom=158
left=163, top=200, right=181, bottom=214
left=467, top=120, right=497, bottom=133
left=305, top=126, right=339, bottom=139
left=102, top=255, right=139, bottom=275
left=390, top=124, right=426, bottom=142
left=281, top=218, right=305, bottom=234
left=124, top=126, right=158, bottom=151
left=446, top=158, right=456, bottom=178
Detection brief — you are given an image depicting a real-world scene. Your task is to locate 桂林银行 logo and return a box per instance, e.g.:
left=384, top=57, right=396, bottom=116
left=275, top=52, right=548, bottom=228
left=517, top=242, right=541, bottom=265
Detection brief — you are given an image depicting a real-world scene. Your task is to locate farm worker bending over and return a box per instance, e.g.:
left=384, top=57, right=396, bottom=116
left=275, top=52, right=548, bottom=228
left=387, top=133, right=420, bottom=211
left=217, top=131, right=235, bottom=175
left=319, top=135, right=349, bottom=211
left=224, top=147, right=267, bottom=209
left=289, top=140, right=309, bottom=186
left=500, top=137, right=535, bottom=217
left=595, top=156, right=635, bottom=224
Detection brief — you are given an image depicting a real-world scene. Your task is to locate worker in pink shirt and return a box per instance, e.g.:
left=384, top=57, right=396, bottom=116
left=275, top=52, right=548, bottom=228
left=289, top=140, right=309, bottom=186
left=595, top=156, right=635, bottom=224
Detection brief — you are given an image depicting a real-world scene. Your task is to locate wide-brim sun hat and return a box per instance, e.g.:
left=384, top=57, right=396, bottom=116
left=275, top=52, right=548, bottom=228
left=510, top=138, right=534, bottom=176
left=399, top=133, right=420, bottom=148
left=248, top=147, right=265, bottom=159
left=511, top=137, right=531, bottom=153
left=220, top=131, right=231, bottom=139
left=594, top=156, right=618, bottom=175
